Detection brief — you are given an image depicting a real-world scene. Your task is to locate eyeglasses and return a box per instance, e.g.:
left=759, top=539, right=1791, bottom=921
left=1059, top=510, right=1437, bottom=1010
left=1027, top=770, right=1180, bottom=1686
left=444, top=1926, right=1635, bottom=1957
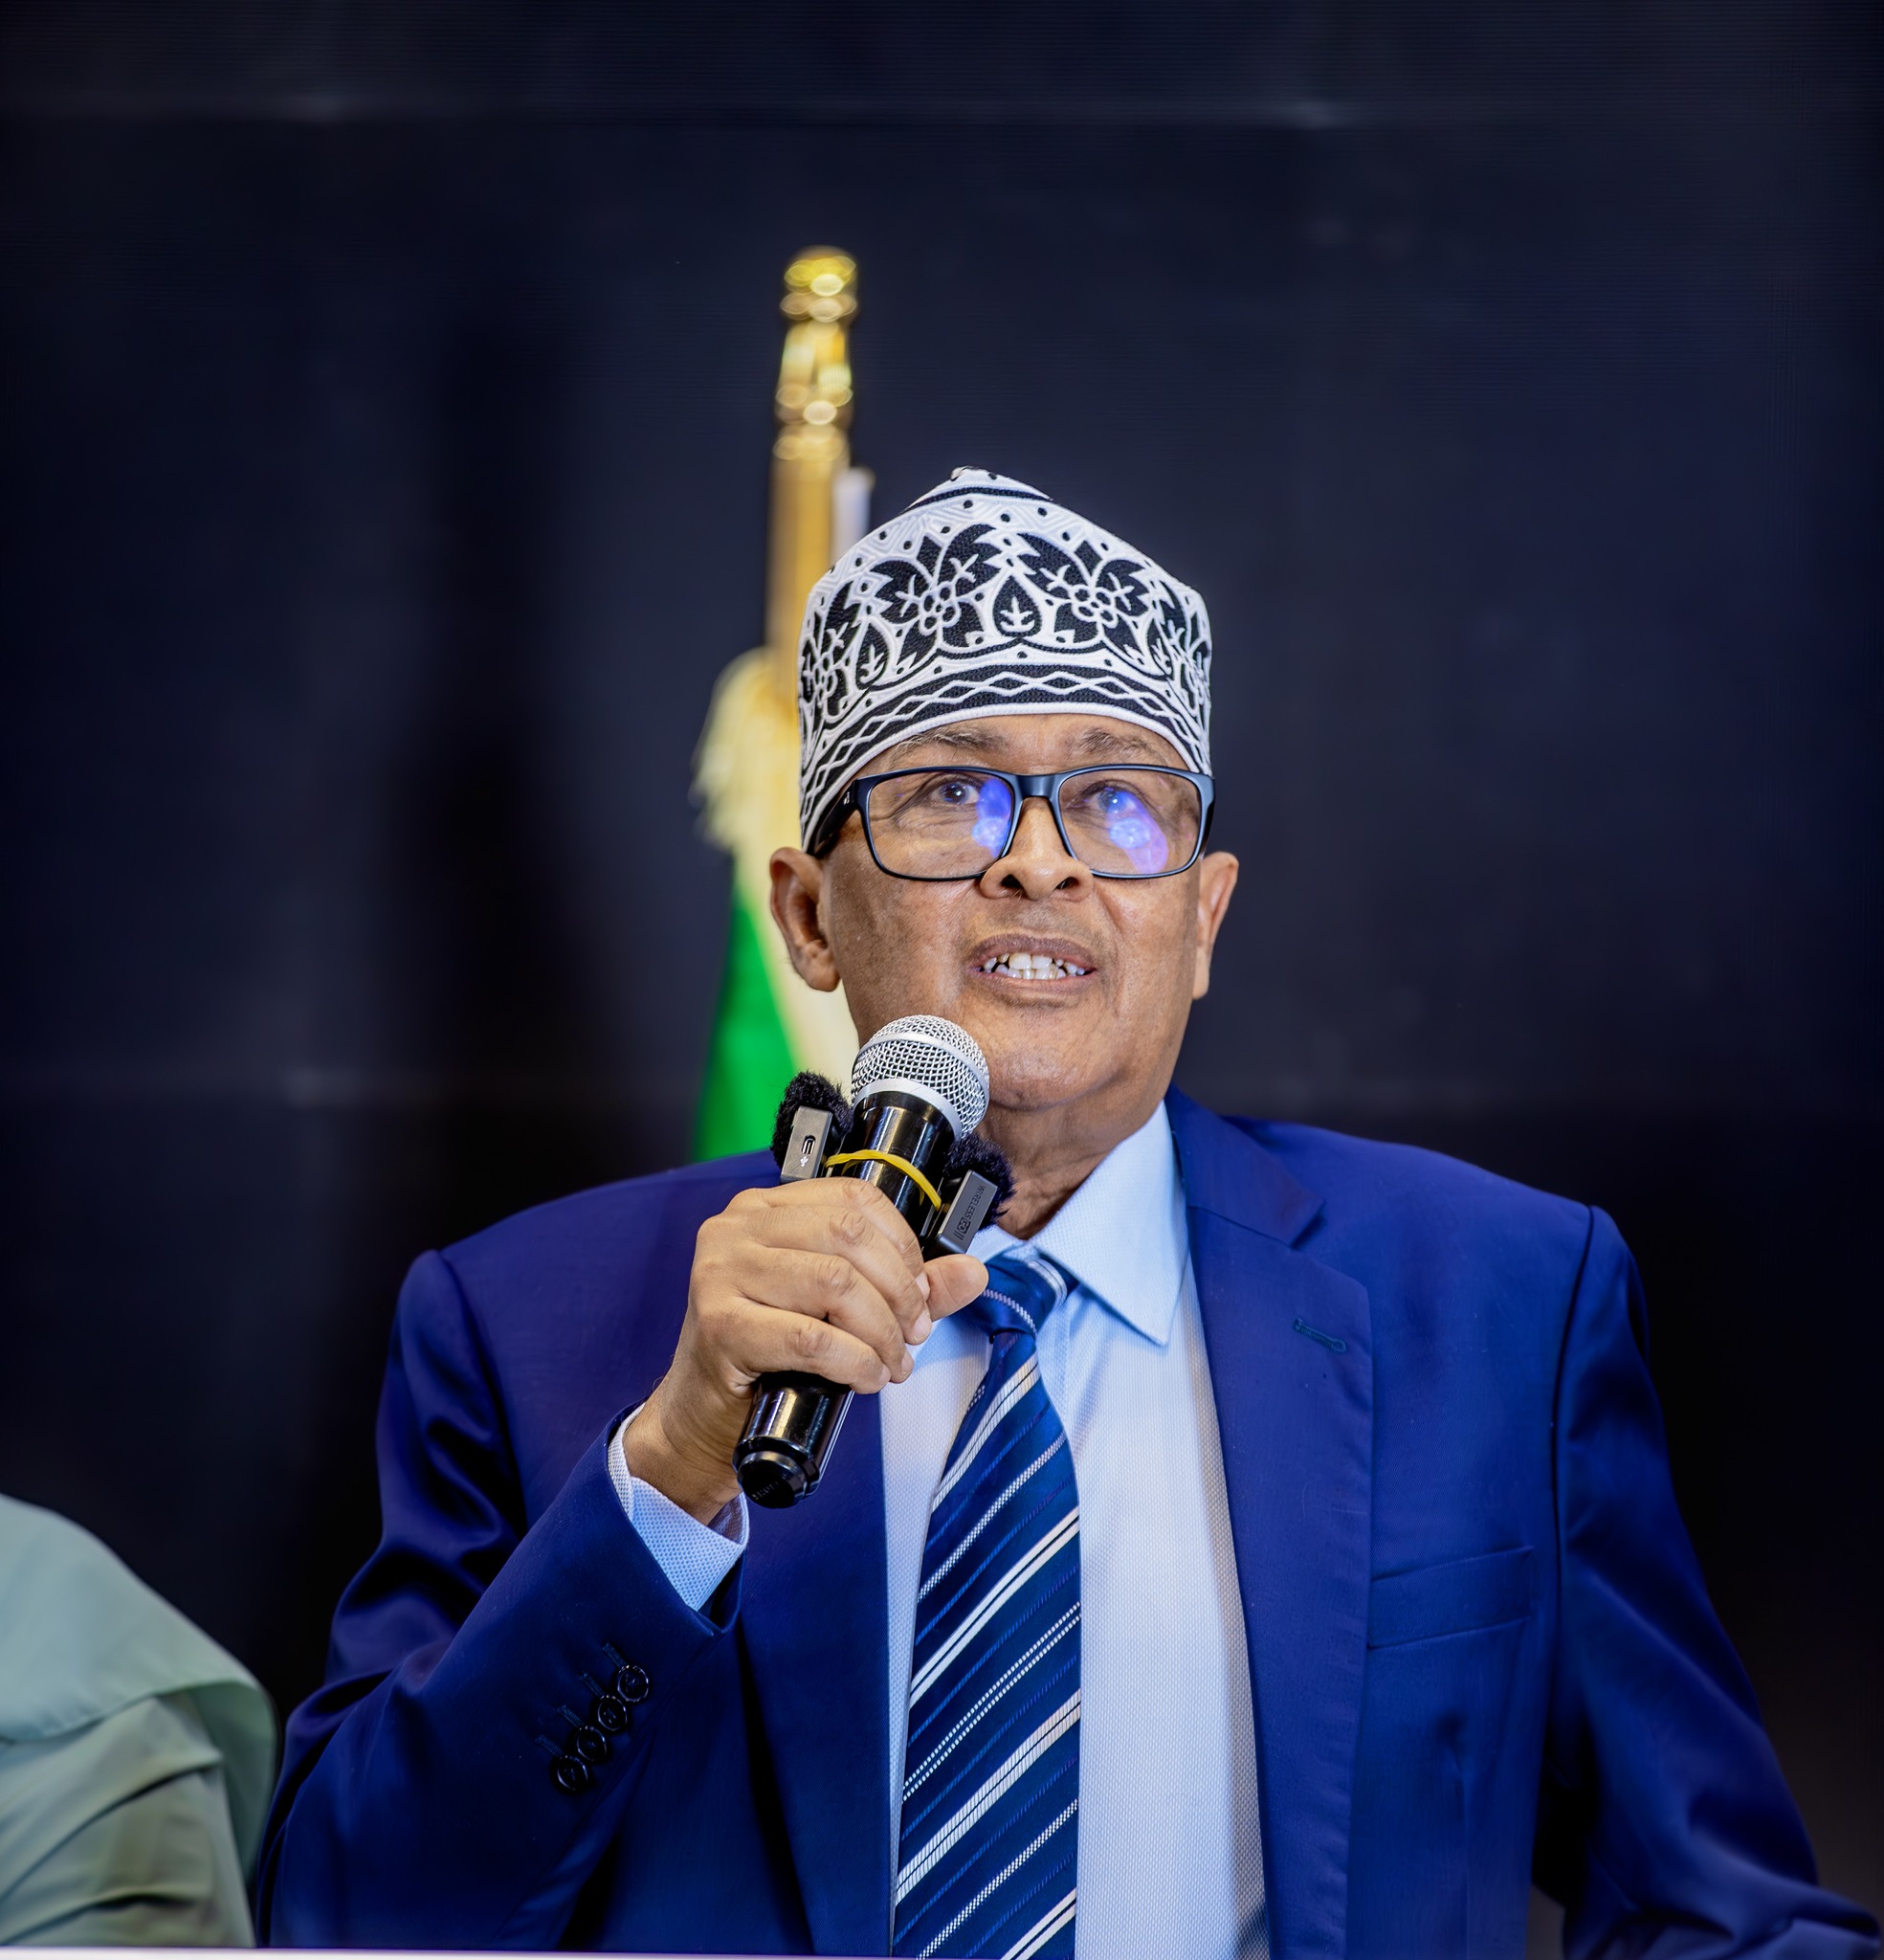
left=812, top=766, right=1215, bottom=881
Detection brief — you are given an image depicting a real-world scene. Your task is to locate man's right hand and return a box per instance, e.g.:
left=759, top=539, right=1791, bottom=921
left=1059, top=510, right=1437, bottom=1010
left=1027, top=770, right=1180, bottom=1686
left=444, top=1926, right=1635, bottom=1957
left=624, top=1179, right=987, bottom=1523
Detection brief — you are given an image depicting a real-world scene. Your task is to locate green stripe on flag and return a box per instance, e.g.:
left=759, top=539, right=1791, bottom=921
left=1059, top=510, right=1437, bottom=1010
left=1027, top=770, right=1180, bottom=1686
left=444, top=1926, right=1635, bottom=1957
left=694, top=882, right=800, bottom=1161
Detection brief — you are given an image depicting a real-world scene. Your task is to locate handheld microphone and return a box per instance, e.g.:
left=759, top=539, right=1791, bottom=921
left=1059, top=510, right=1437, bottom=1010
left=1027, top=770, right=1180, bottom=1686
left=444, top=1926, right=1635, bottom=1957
left=734, top=1015, right=1000, bottom=1509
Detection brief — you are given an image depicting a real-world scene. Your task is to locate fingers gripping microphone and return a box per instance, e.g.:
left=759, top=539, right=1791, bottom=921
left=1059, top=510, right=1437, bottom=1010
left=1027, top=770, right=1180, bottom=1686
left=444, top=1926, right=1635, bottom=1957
left=734, top=1015, right=999, bottom=1509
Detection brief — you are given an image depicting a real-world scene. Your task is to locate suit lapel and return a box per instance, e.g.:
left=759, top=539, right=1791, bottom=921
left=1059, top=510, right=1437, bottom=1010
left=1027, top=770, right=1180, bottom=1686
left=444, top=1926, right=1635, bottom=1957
left=1168, top=1091, right=1374, bottom=1960
left=740, top=1387, right=891, bottom=1956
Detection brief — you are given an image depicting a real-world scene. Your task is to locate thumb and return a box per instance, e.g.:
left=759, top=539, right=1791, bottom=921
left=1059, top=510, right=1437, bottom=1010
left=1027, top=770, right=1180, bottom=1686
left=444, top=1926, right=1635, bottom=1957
left=920, top=1253, right=988, bottom=1320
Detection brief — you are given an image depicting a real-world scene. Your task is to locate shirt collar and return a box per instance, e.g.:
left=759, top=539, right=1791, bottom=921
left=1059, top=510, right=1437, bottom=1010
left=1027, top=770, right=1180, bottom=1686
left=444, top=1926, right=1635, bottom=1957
left=969, top=1101, right=1187, bottom=1348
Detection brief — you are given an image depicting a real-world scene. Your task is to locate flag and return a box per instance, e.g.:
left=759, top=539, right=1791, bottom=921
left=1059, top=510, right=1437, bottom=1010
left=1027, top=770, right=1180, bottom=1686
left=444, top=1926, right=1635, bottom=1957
left=692, top=249, right=867, bottom=1158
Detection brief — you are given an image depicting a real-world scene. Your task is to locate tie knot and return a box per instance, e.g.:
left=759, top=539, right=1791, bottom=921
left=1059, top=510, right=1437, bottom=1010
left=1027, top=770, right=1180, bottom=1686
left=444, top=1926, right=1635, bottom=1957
left=963, top=1252, right=1070, bottom=1347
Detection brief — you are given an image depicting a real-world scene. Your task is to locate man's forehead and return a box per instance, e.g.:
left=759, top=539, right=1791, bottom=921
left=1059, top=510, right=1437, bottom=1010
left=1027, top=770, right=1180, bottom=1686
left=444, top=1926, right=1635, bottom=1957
left=866, top=714, right=1186, bottom=773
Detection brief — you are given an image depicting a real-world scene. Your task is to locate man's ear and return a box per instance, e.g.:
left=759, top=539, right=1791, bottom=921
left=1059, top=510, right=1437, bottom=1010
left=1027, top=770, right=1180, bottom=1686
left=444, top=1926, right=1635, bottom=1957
left=1190, top=850, right=1239, bottom=1000
left=769, top=847, right=842, bottom=992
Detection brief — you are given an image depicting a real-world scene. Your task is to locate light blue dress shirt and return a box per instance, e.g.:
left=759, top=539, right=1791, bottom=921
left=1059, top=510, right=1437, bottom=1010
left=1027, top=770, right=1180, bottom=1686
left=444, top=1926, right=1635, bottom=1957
left=612, top=1104, right=1268, bottom=1960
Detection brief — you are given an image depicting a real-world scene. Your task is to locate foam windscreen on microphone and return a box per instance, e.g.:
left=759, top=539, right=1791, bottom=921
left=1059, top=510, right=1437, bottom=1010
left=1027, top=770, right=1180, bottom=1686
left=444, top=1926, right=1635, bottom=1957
left=768, top=1066, right=1012, bottom=1222
left=942, top=1126, right=1014, bottom=1218
left=769, top=1071, right=849, bottom=1169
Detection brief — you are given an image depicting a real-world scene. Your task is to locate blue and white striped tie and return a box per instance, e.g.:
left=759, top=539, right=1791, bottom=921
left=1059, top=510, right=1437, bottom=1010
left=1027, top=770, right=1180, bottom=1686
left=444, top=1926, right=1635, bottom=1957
left=893, top=1251, right=1080, bottom=1960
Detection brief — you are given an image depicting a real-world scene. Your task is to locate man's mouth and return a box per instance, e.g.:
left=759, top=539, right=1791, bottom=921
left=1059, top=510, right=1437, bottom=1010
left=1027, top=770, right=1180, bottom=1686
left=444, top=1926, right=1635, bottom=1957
left=975, top=950, right=1092, bottom=982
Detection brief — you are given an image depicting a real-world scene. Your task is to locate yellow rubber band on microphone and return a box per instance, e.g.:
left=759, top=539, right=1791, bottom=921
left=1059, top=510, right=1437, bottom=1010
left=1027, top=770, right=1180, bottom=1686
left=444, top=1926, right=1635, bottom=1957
left=823, top=1149, right=944, bottom=1213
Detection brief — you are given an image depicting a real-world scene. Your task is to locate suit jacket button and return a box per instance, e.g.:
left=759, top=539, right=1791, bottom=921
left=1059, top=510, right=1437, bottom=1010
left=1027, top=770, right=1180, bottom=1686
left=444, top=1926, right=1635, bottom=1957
left=591, top=1693, right=631, bottom=1734
left=570, top=1724, right=610, bottom=1765
left=613, top=1662, right=651, bottom=1704
left=551, top=1755, right=591, bottom=1794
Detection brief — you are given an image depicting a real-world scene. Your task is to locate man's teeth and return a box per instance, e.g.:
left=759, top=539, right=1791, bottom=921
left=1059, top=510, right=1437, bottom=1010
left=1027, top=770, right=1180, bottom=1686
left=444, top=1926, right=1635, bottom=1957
left=979, top=951, right=1090, bottom=980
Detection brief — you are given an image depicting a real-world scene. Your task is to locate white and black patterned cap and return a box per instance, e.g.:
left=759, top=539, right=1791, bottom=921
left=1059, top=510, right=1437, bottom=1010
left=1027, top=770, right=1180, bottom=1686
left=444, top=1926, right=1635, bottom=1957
left=797, top=468, right=1212, bottom=849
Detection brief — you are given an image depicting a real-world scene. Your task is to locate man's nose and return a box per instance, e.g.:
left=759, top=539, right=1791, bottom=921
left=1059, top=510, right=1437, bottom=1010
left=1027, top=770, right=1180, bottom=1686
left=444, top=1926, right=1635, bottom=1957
left=980, top=795, right=1092, bottom=899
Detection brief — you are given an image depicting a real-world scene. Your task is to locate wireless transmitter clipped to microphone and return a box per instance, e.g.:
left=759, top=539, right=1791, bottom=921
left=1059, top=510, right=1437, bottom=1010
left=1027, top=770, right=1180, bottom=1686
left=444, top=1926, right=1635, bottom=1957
left=734, top=1015, right=1010, bottom=1509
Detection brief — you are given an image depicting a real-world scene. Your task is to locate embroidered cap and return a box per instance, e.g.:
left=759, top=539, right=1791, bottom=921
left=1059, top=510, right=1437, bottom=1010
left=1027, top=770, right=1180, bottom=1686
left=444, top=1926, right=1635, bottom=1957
left=797, top=469, right=1212, bottom=849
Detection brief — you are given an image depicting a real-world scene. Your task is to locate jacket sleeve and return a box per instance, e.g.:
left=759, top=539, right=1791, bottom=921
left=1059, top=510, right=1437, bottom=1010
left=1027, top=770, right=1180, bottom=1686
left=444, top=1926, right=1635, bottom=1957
left=1538, top=1210, right=1877, bottom=1958
left=256, top=1248, right=737, bottom=1949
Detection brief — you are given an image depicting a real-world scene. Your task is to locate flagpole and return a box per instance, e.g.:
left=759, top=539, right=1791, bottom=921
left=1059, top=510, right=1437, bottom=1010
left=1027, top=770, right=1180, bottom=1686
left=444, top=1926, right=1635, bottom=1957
left=692, top=250, right=866, bottom=1157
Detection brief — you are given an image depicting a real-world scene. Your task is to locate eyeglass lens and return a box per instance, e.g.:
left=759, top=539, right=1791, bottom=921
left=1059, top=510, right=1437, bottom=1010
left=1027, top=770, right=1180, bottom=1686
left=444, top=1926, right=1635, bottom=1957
left=862, top=768, right=1202, bottom=878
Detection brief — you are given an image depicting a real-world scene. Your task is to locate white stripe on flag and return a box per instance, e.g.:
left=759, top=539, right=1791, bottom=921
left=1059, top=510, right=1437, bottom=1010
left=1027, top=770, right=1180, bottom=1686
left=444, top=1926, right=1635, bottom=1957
left=908, top=1511, right=1078, bottom=1706
left=895, top=1693, right=1081, bottom=1904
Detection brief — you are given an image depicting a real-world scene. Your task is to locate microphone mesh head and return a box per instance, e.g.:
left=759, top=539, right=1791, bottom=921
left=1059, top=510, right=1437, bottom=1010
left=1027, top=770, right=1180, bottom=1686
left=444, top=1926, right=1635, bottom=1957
left=850, top=1014, right=990, bottom=1137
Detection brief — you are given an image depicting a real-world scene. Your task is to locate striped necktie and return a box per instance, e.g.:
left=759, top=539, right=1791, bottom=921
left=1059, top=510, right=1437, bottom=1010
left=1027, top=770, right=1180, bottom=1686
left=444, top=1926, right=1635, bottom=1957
left=893, top=1251, right=1080, bottom=1960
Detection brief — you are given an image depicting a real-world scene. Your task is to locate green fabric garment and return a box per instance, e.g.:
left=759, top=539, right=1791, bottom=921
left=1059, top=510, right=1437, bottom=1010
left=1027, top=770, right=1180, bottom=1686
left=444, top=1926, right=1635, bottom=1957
left=0, top=1497, right=277, bottom=1947
left=0, top=1700, right=254, bottom=1947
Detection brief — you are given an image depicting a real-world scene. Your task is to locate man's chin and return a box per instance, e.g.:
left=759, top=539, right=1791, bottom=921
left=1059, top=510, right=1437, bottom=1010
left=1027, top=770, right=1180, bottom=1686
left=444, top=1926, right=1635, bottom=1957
left=846, top=985, right=1117, bottom=1113
left=974, top=1035, right=1115, bottom=1120
left=953, top=984, right=1096, bottom=1044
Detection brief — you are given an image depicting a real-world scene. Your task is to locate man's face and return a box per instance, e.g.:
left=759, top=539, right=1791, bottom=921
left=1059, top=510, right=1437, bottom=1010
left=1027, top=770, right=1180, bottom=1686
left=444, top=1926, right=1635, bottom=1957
left=770, top=713, right=1238, bottom=1142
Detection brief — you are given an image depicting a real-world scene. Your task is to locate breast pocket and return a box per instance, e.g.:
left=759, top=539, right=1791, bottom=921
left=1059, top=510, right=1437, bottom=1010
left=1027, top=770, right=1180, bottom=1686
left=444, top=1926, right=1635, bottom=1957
left=1367, top=1545, right=1534, bottom=1649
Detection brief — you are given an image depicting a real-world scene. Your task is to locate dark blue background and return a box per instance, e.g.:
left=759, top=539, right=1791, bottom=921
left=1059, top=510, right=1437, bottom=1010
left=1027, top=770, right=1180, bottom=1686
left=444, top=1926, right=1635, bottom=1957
left=1, top=0, right=1877, bottom=1918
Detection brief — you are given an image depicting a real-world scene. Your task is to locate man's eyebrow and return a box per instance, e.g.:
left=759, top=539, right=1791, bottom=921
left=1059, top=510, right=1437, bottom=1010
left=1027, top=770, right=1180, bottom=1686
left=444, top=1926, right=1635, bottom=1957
left=1068, top=724, right=1164, bottom=758
left=927, top=724, right=1003, bottom=752
left=877, top=724, right=1003, bottom=765
left=874, top=722, right=1173, bottom=768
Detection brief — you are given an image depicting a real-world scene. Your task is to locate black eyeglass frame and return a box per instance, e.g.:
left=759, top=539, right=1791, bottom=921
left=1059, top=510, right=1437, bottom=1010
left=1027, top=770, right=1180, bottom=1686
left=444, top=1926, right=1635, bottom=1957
left=809, top=765, right=1217, bottom=881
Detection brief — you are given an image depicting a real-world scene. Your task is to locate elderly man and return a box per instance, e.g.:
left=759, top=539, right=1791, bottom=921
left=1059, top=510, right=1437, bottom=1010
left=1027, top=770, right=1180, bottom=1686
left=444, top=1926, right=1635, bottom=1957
left=261, top=473, right=1873, bottom=1959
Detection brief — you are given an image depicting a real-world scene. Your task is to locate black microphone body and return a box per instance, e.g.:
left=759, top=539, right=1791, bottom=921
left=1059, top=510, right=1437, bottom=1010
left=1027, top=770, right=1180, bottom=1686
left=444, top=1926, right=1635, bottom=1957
left=734, top=1088, right=956, bottom=1509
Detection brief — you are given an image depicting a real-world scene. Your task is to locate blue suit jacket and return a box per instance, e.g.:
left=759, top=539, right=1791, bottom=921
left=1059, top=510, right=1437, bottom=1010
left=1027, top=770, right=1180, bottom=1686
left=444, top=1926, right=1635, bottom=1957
left=260, top=1092, right=1875, bottom=1957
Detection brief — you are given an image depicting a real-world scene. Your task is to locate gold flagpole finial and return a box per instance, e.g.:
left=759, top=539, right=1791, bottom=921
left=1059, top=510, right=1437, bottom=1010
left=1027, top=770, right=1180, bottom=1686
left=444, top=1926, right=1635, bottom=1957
left=766, top=248, right=859, bottom=690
